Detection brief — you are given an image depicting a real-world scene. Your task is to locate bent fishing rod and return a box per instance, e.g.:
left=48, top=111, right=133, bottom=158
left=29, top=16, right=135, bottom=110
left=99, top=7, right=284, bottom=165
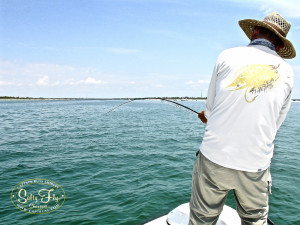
left=103, top=99, right=277, bottom=225
left=103, top=98, right=199, bottom=116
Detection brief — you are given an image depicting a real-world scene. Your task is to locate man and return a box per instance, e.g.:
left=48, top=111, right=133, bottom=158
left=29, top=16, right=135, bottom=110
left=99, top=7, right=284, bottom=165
left=189, top=12, right=296, bottom=225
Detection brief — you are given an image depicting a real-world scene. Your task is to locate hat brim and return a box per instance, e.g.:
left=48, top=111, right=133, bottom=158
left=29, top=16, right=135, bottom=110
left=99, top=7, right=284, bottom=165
left=239, top=19, right=296, bottom=59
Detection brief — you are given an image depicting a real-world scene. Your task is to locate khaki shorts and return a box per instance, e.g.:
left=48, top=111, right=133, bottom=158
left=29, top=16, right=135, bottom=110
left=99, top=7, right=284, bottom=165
left=189, top=152, right=271, bottom=225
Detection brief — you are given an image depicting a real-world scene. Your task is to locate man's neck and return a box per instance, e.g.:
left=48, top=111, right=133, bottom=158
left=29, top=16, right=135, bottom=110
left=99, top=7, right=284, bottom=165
left=249, top=38, right=276, bottom=51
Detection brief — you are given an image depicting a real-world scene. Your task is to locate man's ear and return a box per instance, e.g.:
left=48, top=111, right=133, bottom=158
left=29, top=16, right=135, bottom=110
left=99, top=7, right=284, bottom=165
left=275, top=43, right=284, bottom=52
left=251, top=27, right=259, bottom=41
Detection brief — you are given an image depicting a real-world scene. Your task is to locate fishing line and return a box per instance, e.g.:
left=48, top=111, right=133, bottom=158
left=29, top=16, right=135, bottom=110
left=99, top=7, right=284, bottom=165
left=103, top=98, right=199, bottom=115
left=103, top=99, right=136, bottom=116
left=103, top=99, right=279, bottom=225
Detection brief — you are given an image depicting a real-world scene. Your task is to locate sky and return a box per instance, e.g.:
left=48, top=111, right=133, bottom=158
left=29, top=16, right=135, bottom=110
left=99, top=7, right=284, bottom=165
left=0, top=0, right=300, bottom=98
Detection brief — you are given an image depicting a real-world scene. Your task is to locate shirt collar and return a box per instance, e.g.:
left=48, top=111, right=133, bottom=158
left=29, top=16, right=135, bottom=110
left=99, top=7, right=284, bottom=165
left=248, top=39, right=276, bottom=51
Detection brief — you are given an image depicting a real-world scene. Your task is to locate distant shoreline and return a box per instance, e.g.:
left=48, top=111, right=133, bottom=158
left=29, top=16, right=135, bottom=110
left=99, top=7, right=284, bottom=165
left=0, top=96, right=299, bottom=102
left=0, top=96, right=207, bottom=101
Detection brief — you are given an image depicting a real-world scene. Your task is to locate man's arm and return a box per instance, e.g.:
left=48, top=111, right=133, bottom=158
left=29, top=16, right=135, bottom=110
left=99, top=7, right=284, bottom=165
left=198, top=62, right=219, bottom=124
left=276, top=90, right=292, bottom=130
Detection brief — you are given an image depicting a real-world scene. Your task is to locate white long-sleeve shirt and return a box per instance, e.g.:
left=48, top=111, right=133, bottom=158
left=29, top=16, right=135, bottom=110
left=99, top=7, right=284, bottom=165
left=200, top=44, right=294, bottom=172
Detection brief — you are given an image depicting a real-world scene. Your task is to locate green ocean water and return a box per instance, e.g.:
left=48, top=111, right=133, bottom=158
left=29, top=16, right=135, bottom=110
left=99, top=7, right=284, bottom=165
left=0, top=100, right=299, bottom=225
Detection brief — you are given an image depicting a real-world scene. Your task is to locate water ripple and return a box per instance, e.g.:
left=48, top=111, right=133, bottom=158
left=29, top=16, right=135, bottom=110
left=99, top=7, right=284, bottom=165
left=0, top=100, right=299, bottom=225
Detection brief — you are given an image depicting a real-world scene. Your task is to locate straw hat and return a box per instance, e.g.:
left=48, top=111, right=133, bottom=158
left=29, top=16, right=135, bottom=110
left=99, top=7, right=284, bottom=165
left=239, top=12, right=296, bottom=59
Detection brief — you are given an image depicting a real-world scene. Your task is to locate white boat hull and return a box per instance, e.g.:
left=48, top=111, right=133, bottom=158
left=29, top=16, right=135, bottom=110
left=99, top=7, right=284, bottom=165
left=144, top=203, right=240, bottom=225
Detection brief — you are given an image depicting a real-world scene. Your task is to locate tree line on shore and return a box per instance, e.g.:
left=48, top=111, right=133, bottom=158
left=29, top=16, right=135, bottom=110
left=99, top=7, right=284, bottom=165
left=1, top=96, right=299, bottom=101
left=0, top=96, right=207, bottom=100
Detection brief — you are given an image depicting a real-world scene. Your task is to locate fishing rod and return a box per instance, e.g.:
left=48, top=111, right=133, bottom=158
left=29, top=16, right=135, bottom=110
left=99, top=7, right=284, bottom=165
left=103, top=98, right=199, bottom=116
left=104, top=99, right=279, bottom=225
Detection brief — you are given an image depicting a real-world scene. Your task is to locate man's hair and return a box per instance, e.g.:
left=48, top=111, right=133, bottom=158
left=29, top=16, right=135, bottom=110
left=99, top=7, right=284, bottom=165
left=256, top=26, right=284, bottom=47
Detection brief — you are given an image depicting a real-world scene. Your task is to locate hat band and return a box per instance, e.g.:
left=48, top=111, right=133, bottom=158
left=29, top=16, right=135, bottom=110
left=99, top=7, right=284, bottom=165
left=263, top=21, right=286, bottom=37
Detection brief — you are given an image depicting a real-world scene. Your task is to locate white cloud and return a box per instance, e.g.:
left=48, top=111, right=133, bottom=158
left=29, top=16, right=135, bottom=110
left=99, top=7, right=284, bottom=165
left=151, top=83, right=164, bottom=88
left=36, top=76, right=49, bottom=86
left=264, top=0, right=300, bottom=18
left=0, top=80, right=14, bottom=86
left=106, top=48, right=141, bottom=55
left=78, top=77, right=105, bottom=85
left=0, top=60, right=76, bottom=79
left=198, top=80, right=210, bottom=84
left=53, top=81, right=61, bottom=86
left=63, top=79, right=76, bottom=86
left=0, top=60, right=213, bottom=98
left=186, top=79, right=210, bottom=87
left=227, top=0, right=300, bottom=18
left=0, top=60, right=111, bottom=88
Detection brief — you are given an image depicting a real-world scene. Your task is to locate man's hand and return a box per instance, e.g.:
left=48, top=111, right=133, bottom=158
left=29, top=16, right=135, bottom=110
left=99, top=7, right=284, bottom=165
left=198, top=110, right=207, bottom=124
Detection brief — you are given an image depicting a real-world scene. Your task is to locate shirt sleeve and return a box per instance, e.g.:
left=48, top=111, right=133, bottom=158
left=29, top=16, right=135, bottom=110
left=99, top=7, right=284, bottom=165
left=204, top=63, right=218, bottom=119
left=276, top=65, right=294, bottom=130
left=276, top=90, right=292, bottom=130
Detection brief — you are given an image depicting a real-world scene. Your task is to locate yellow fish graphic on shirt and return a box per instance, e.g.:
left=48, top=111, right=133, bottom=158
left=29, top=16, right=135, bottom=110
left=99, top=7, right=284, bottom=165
left=227, top=64, right=280, bottom=103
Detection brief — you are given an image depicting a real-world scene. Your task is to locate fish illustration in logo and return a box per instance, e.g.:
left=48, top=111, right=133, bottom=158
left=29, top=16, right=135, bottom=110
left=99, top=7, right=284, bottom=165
left=227, top=64, right=280, bottom=103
